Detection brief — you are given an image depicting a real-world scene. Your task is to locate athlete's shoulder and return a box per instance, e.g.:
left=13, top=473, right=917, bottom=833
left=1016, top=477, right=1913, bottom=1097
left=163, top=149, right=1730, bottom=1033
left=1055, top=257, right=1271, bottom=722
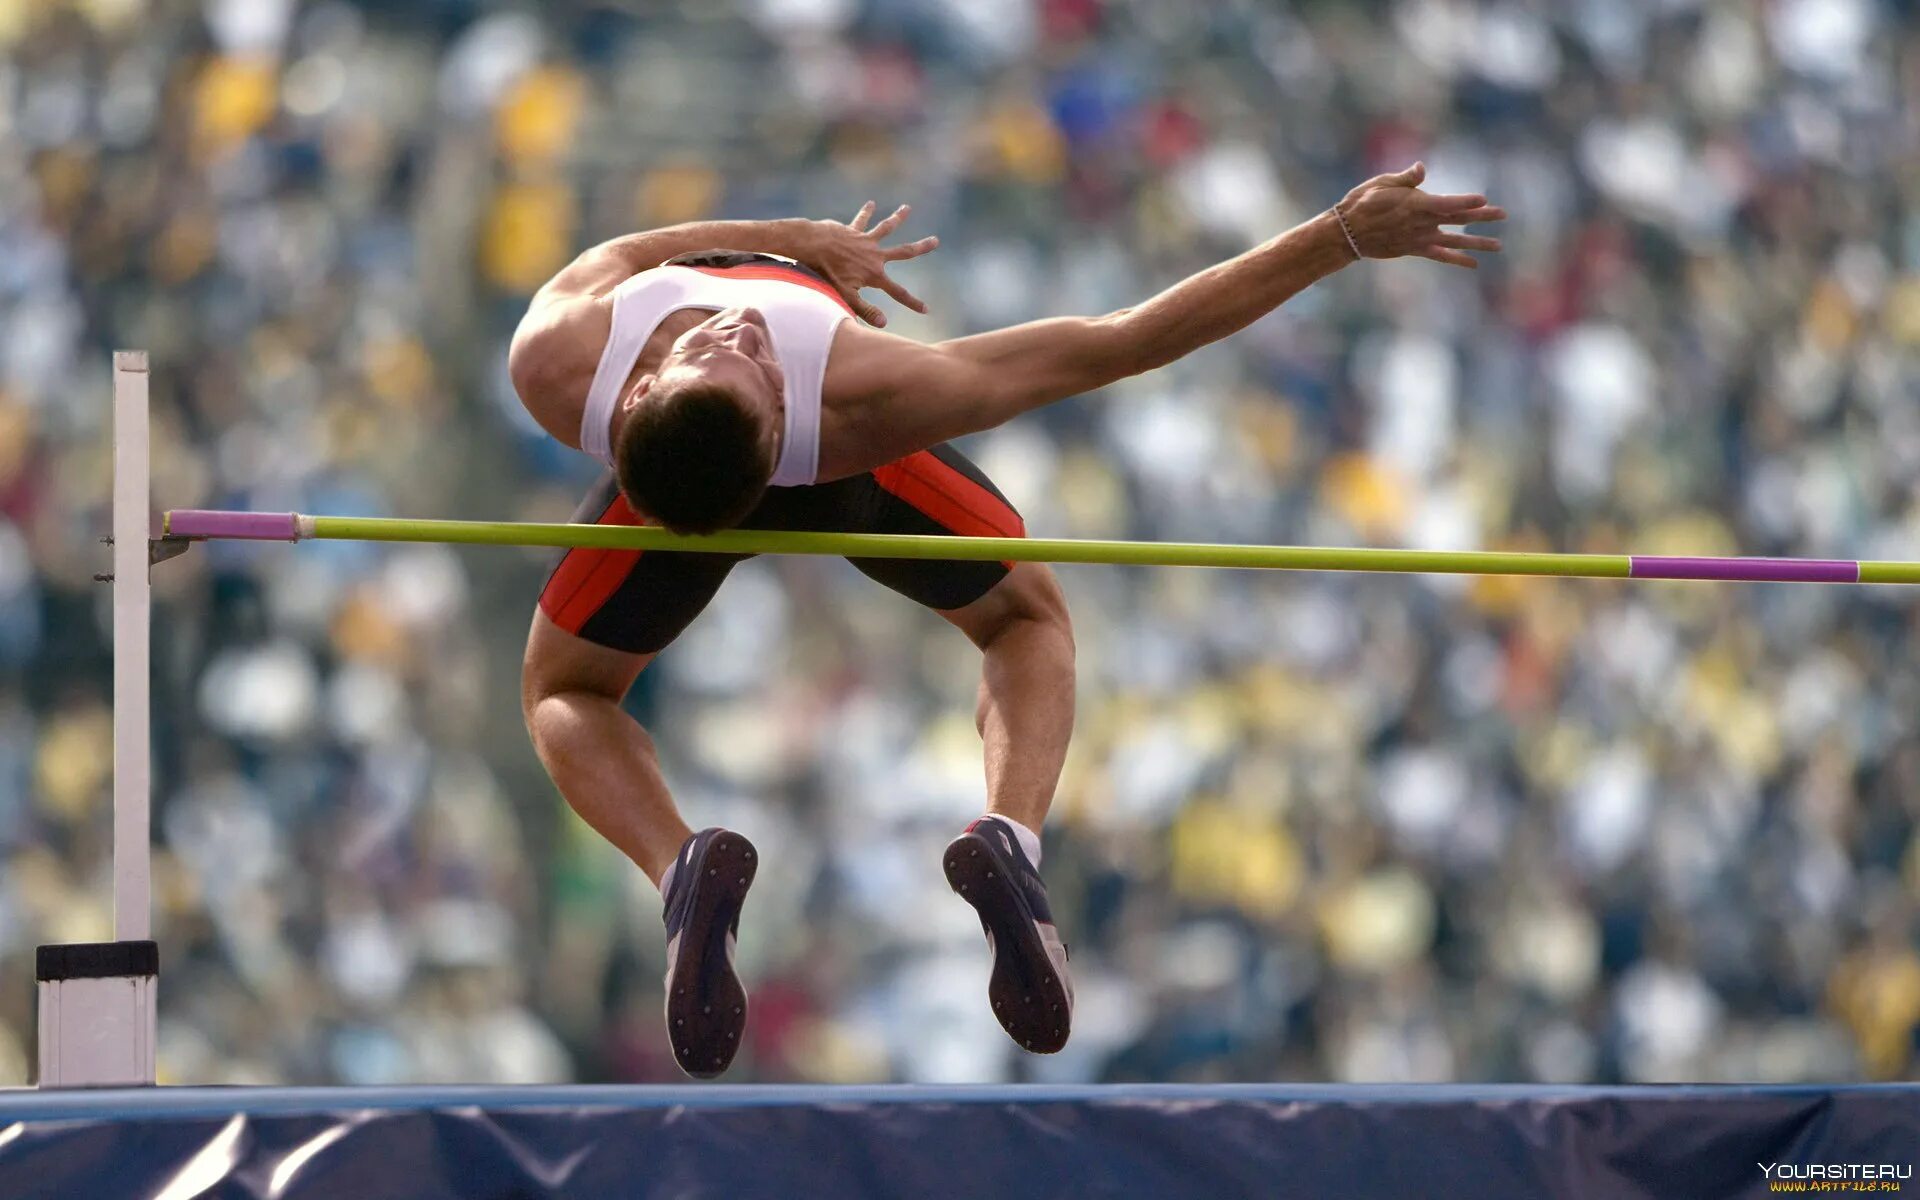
left=509, top=294, right=609, bottom=414
left=817, top=324, right=972, bottom=479
left=821, top=321, right=941, bottom=407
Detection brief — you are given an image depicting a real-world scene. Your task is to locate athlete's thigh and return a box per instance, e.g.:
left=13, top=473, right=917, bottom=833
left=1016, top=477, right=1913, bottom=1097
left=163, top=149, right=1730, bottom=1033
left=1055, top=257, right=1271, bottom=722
left=535, top=473, right=747, bottom=657
left=836, top=443, right=1026, bottom=611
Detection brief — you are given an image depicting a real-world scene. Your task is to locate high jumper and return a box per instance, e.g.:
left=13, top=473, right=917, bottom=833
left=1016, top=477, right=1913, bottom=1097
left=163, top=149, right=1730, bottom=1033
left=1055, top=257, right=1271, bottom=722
left=501, top=165, right=1504, bottom=1076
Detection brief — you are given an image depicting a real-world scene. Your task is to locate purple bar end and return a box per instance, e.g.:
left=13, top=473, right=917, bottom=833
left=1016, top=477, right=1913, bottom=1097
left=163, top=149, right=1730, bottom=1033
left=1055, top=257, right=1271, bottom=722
left=1630, top=556, right=1859, bottom=584
left=165, top=510, right=300, bottom=541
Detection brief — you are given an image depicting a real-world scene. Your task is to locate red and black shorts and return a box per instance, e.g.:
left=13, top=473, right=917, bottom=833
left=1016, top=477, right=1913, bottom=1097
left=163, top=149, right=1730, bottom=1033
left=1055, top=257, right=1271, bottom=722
left=539, top=445, right=1026, bottom=655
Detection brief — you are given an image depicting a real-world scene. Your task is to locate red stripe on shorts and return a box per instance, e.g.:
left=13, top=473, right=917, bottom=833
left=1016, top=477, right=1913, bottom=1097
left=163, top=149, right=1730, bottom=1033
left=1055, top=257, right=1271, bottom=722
left=872, top=450, right=1025, bottom=567
left=688, top=265, right=856, bottom=316
left=540, top=496, right=647, bottom=635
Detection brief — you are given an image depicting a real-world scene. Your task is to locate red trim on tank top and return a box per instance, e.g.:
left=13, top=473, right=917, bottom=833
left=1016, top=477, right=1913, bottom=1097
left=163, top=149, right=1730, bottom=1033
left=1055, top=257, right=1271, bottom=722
left=687, top=264, right=856, bottom=317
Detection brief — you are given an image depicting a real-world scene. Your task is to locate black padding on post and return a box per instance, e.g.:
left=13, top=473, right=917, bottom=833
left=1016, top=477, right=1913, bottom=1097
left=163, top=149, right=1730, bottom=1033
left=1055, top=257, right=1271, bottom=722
left=36, top=941, right=159, bottom=981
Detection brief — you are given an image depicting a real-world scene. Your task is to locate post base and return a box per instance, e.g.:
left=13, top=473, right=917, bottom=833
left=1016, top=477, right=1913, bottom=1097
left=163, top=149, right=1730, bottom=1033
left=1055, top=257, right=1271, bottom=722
left=36, top=941, right=158, bottom=1087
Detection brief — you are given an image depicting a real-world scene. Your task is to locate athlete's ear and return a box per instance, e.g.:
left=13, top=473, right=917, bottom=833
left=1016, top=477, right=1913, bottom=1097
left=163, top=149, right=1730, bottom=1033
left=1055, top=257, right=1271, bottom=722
left=622, top=374, right=657, bottom=412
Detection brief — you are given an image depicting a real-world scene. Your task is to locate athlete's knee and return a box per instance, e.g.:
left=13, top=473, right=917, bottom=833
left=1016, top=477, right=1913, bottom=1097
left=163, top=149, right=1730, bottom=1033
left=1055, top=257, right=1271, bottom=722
left=522, top=675, right=634, bottom=767
left=520, top=618, right=633, bottom=735
left=522, top=690, right=562, bottom=756
left=520, top=660, right=574, bottom=741
left=521, top=636, right=561, bottom=726
left=985, top=563, right=1075, bottom=649
left=1020, top=563, right=1073, bottom=634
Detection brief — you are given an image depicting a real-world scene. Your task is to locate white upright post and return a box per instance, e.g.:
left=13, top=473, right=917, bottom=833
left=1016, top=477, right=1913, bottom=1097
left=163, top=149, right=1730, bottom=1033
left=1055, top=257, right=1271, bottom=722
left=113, top=349, right=151, bottom=945
left=35, top=351, right=159, bottom=1087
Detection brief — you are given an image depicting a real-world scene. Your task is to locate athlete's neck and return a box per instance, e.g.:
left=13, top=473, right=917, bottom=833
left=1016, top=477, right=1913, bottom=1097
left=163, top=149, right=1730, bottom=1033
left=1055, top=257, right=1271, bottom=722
left=604, top=309, right=714, bottom=447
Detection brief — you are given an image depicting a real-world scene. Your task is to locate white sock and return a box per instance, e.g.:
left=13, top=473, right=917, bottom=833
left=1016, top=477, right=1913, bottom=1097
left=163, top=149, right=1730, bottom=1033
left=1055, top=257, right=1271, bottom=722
left=982, top=814, right=1043, bottom=868
left=658, top=859, right=679, bottom=899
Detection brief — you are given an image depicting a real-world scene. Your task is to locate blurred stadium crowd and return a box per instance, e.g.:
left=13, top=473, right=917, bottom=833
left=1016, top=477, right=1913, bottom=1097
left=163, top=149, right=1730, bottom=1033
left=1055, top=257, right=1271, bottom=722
left=3, top=0, right=1919, bottom=1086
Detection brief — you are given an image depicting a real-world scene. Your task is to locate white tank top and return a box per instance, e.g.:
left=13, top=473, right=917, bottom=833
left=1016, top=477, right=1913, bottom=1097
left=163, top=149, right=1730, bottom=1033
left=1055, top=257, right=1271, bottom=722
left=578, top=257, right=849, bottom=488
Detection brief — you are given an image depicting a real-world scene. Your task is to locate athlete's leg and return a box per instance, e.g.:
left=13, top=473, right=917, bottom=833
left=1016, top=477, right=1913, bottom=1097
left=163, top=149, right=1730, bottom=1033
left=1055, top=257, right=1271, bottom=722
left=521, top=611, right=687, bottom=886
left=525, top=615, right=756, bottom=1079
left=937, top=562, right=1076, bottom=834
left=525, top=475, right=745, bottom=885
left=939, top=565, right=1077, bottom=1054
left=836, top=444, right=1075, bottom=834
left=526, top=473, right=763, bottom=1077
left=834, top=444, right=1077, bottom=1052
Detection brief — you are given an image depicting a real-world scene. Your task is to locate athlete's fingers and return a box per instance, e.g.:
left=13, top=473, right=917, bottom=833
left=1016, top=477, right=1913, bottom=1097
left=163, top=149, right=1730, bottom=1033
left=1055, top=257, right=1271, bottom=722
left=849, top=201, right=876, bottom=232
left=1412, top=191, right=1488, bottom=213
left=1381, top=161, right=1425, bottom=186
left=824, top=269, right=886, bottom=326
left=868, top=204, right=911, bottom=240
left=1419, top=246, right=1479, bottom=269
left=882, top=235, right=939, bottom=262
left=1440, top=205, right=1507, bottom=226
left=877, top=271, right=928, bottom=314
left=1436, top=232, right=1502, bottom=253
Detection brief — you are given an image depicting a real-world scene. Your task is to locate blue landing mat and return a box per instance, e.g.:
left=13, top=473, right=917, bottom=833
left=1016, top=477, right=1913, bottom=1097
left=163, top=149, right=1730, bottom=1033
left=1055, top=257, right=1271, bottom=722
left=0, top=1082, right=1915, bottom=1198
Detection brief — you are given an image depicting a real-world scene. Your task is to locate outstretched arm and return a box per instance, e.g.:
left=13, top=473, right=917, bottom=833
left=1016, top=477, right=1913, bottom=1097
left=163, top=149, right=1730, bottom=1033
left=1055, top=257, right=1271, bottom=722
left=824, top=164, right=1502, bottom=471
left=531, top=203, right=938, bottom=327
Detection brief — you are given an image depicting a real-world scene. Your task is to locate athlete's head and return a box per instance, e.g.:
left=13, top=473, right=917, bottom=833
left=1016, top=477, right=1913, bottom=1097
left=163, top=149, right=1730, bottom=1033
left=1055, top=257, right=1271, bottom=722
left=614, top=306, right=786, bottom=535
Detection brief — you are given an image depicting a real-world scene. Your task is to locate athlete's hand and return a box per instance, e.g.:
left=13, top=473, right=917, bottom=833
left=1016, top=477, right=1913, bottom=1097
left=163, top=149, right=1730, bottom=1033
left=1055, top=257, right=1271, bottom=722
left=1335, top=163, right=1505, bottom=269
left=808, top=202, right=940, bottom=327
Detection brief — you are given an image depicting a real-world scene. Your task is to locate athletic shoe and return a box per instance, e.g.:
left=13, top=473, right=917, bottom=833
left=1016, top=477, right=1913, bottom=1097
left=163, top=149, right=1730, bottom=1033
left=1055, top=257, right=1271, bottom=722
left=943, top=816, right=1073, bottom=1053
left=661, top=827, right=757, bottom=1078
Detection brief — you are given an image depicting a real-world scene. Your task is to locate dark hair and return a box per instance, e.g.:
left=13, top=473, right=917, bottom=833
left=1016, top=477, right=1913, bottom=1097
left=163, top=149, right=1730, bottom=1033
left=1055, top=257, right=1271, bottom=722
left=613, top=380, right=773, bottom=535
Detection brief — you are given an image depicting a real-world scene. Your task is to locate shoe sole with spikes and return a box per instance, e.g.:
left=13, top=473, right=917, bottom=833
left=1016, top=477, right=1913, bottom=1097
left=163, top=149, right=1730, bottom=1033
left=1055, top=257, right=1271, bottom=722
left=664, top=830, right=757, bottom=1078
left=943, top=830, right=1071, bottom=1054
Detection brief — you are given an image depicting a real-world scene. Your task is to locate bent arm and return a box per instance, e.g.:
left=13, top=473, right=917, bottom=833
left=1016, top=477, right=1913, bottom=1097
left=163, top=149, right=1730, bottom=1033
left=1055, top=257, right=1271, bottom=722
left=511, top=219, right=856, bottom=415
left=531, top=219, right=825, bottom=304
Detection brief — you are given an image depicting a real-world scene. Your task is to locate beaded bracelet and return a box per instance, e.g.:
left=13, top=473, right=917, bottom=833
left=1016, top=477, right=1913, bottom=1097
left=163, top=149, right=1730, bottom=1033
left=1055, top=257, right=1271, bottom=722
left=1331, top=204, right=1363, bottom=261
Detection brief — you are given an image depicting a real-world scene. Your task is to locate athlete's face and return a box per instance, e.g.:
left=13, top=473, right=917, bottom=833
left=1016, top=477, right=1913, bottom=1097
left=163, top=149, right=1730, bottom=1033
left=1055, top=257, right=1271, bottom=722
left=628, top=306, right=786, bottom=466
